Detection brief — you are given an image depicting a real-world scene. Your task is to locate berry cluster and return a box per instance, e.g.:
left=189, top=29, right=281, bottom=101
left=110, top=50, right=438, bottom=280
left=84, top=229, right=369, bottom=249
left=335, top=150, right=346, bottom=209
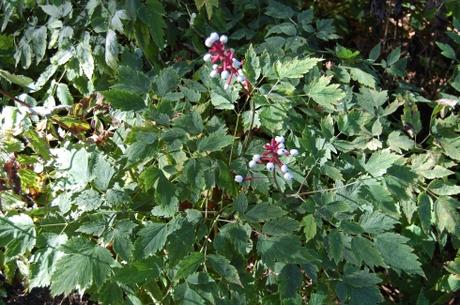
left=235, top=136, right=299, bottom=183
left=203, top=32, right=248, bottom=90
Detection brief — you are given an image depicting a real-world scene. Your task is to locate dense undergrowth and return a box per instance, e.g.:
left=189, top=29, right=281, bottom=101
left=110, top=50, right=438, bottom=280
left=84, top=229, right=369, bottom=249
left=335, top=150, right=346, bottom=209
left=0, top=1, right=459, bottom=304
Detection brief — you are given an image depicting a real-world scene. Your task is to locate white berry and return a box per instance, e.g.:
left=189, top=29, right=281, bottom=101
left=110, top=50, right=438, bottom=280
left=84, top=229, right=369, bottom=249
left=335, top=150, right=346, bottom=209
left=283, top=172, right=293, bottom=181
left=203, top=53, right=211, bottom=62
left=210, top=70, right=218, bottom=78
left=221, top=70, right=230, bottom=80
left=281, top=164, right=289, bottom=173
left=220, top=35, right=228, bottom=43
left=252, top=154, right=261, bottom=162
left=205, top=38, right=213, bottom=48
left=277, top=148, right=287, bottom=156
left=234, top=175, right=244, bottom=183
left=275, top=136, right=285, bottom=143
left=248, top=160, right=257, bottom=168
left=289, top=149, right=299, bottom=156
left=210, top=32, right=219, bottom=42
left=266, top=162, right=274, bottom=171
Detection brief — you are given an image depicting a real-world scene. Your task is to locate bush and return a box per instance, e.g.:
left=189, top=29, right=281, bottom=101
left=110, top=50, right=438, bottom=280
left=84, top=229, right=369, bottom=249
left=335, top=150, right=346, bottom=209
left=0, top=1, right=459, bottom=304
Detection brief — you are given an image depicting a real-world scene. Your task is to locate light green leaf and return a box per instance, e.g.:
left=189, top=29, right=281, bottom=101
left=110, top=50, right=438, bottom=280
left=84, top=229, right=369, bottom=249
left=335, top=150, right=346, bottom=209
left=349, top=67, right=376, bottom=88
left=274, top=57, right=323, bottom=79
left=0, top=214, right=36, bottom=260
left=23, top=129, right=51, bottom=160
left=207, top=254, right=242, bottom=286
left=243, top=44, right=260, bottom=83
left=76, top=41, right=94, bottom=80
left=364, top=150, right=400, bottom=177
left=356, top=88, right=388, bottom=114
left=50, top=237, right=115, bottom=296
left=105, top=30, right=119, bottom=69
left=56, top=83, right=73, bottom=105
left=104, top=220, right=137, bottom=261
left=197, top=131, right=234, bottom=152
left=386, top=47, right=401, bottom=65
left=0, top=68, right=34, bottom=88
left=135, top=222, right=169, bottom=258
left=102, top=89, right=145, bottom=111
left=301, top=214, right=317, bottom=242
left=32, top=26, right=47, bottom=63
left=428, top=180, right=460, bottom=195
left=210, top=91, right=235, bottom=110
left=351, top=236, right=384, bottom=268
left=421, top=165, right=454, bottom=179
left=435, top=196, right=460, bottom=235
left=91, top=153, right=115, bottom=191
left=305, top=76, right=345, bottom=110
left=374, top=232, right=424, bottom=276
left=359, top=210, right=398, bottom=234
left=244, top=203, right=286, bottom=222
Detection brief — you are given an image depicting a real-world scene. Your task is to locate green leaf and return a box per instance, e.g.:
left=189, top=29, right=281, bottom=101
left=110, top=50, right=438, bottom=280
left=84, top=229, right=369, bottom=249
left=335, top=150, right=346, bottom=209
left=274, top=57, right=323, bottom=79
left=207, top=254, right=242, bottom=286
left=244, top=203, right=287, bottom=222
left=105, top=30, right=119, bottom=69
left=305, top=76, right=345, bottom=110
left=174, top=283, right=205, bottom=305
left=374, top=232, right=424, bottom=276
left=233, top=192, right=248, bottom=213
left=328, top=230, right=344, bottom=264
left=364, top=150, right=400, bottom=177
left=351, top=236, right=384, bottom=268
left=30, top=234, right=67, bottom=289
left=265, top=0, right=295, bottom=19
left=301, top=214, right=317, bottom=242
left=113, top=66, right=151, bottom=94
left=368, top=42, right=381, bottom=61
left=197, top=131, right=234, bottom=152
left=436, top=42, right=457, bottom=60
left=344, top=269, right=382, bottom=288
left=91, top=153, right=115, bottom=191
left=175, top=252, right=204, bottom=281
left=155, top=172, right=178, bottom=213
left=102, top=89, right=145, bottom=111
left=278, top=264, right=302, bottom=300
left=154, top=66, right=179, bottom=97
left=359, top=210, right=398, bottom=234
left=428, top=180, right=460, bottom=196
left=356, top=88, right=388, bottom=114
left=387, top=131, right=414, bottom=152
left=174, top=111, right=204, bottom=135
left=139, top=0, right=166, bottom=49
left=435, top=196, right=460, bottom=235
left=135, top=222, right=169, bottom=258
left=56, top=83, right=73, bottom=105
left=0, top=68, right=34, bottom=88
left=210, top=91, right=235, bottom=110
left=243, top=44, right=260, bottom=83
left=50, top=237, right=115, bottom=296
left=349, top=286, right=383, bottom=305
left=257, top=235, right=319, bottom=265
left=418, top=193, right=432, bottom=234
left=421, top=165, right=454, bottom=179
left=114, top=256, right=161, bottom=284
left=263, top=217, right=299, bottom=236
left=76, top=41, right=94, bottom=80
left=0, top=214, right=36, bottom=260
left=194, top=0, right=219, bottom=19
left=23, top=129, right=51, bottom=160
left=386, top=47, right=401, bottom=65
left=32, top=26, right=47, bottom=63
left=214, top=223, right=251, bottom=258
left=104, top=220, right=137, bottom=261
left=349, top=67, right=376, bottom=88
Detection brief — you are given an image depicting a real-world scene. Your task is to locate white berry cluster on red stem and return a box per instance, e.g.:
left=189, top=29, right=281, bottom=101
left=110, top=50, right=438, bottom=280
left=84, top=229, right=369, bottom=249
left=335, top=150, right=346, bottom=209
left=203, top=32, right=249, bottom=90
left=234, top=136, right=299, bottom=183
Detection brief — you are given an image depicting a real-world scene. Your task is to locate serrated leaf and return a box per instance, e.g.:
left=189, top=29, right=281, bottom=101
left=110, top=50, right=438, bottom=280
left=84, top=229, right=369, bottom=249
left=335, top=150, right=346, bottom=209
left=207, top=254, right=242, bottom=286
left=214, top=223, right=251, bottom=258
left=305, top=76, right=345, bottom=110
left=301, top=214, right=317, bottom=242
left=233, top=193, right=248, bottom=213
left=23, top=129, right=51, bottom=160
left=387, top=131, right=414, bottom=152
left=263, top=217, right=299, bottom=236
left=368, top=42, right=381, bottom=61
left=244, top=203, right=286, bottom=222
left=139, top=0, right=166, bottom=48
left=345, top=269, right=382, bottom=288
left=274, top=57, right=322, bottom=79
left=386, top=47, right=401, bottom=65
left=351, top=236, right=384, bottom=268
left=279, top=264, right=302, bottom=300
left=114, top=256, right=161, bottom=284
left=356, top=87, right=388, bottom=114
left=32, top=26, right=47, bottom=63
left=50, top=237, right=115, bottom=296
left=0, top=214, right=36, bottom=260
left=210, top=91, right=235, bottom=110
left=174, top=283, right=205, bottom=305
left=257, top=235, right=319, bottom=265
left=421, top=165, right=454, bottom=179
left=428, top=179, right=460, bottom=195
left=328, top=230, right=344, bottom=264
left=435, top=196, right=460, bottom=235
left=174, top=111, right=204, bottom=135
left=243, top=44, right=260, bottom=83
left=265, top=0, right=295, bottom=19
left=364, top=150, right=400, bottom=177
left=374, top=232, right=424, bottom=276
left=175, top=252, right=204, bottom=280
left=359, top=210, right=398, bottom=234
left=0, top=68, right=34, bottom=88
left=104, top=220, right=137, bottom=261
left=113, top=66, right=151, bottom=94
left=349, top=286, right=383, bottom=305
left=76, top=41, right=94, bottom=80
left=197, top=131, right=234, bottom=152
left=135, top=222, right=169, bottom=258
left=349, top=67, right=376, bottom=88
left=154, top=66, right=179, bottom=97
left=102, top=89, right=145, bottom=111
left=418, top=193, right=432, bottom=234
